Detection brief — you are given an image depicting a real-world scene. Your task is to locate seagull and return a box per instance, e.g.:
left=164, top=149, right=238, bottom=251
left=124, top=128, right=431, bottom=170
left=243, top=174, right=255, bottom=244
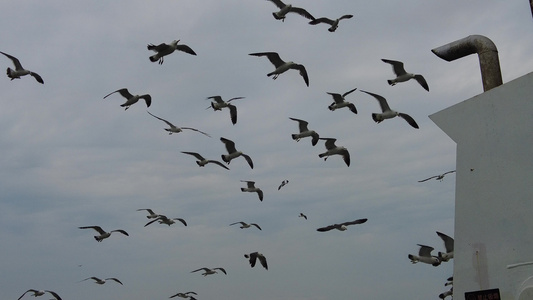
left=299, top=213, right=307, bottom=220
left=78, top=226, right=129, bottom=242
left=147, top=111, right=210, bottom=137
left=249, top=52, right=309, bottom=87
left=169, top=292, right=197, bottom=299
left=230, top=221, right=262, bottom=230
left=359, top=90, right=419, bottom=129
left=317, top=218, right=367, bottom=232
left=327, top=88, right=358, bottom=114
left=103, top=88, right=151, bottom=110
left=278, top=179, right=289, bottom=190
left=240, top=180, right=264, bottom=201
left=79, top=277, right=123, bottom=285
left=436, top=231, right=454, bottom=262
left=0, top=51, right=44, bottom=84
left=206, top=96, right=245, bottom=125
left=444, top=276, right=453, bottom=286
left=289, top=117, right=319, bottom=146
left=381, top=59, right=429, bottom=91
left=147, top=40, right=196, bottom=64
left=190, top=267, right=227, bottom=276
left=318, top=138, right=350, bottom=167
left=418, top=170, right=456, bottom=182
left=439, top=287, right=453, bottom=299
left=220, top=137, right=254, bottom=169
left=181, top=151, right=229, bottom=170
left=309, top=14, right=353, bottom=32
left=408, top=244, right=441, bottom=266
left=266, top=0, right=315, bottom=22
left=17, top=290, right=61, bottom=300
left=137, top=208, right=159, bottom=219
left=144, top=215, right=187, bottom=227
left=244, top=252, right=268, bottom=270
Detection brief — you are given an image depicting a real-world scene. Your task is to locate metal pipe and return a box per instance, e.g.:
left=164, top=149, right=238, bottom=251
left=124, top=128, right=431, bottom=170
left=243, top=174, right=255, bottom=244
left=431, top=35, right=503, bottom=91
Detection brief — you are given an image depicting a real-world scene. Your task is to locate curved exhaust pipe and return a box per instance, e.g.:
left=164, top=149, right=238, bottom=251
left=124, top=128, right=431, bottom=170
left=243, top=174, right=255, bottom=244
left=432, top=35, right=503, bottom=91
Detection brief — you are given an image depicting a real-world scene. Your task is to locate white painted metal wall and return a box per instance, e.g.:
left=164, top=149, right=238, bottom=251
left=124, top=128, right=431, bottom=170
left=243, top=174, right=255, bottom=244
left=430, top=72, right=533, bottom=300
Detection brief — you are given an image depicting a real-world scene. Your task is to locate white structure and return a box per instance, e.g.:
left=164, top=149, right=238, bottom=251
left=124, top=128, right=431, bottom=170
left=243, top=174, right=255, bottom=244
left=431, top=72, right=533, bottom=300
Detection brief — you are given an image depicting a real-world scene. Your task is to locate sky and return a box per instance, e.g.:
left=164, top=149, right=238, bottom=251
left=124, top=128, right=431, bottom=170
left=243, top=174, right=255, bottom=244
left=1, top=1, right=532, bottom=300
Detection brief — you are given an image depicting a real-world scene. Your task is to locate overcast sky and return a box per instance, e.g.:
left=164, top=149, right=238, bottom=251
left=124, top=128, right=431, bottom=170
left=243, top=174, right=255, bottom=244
left=1, top=1, right=532, bottom=300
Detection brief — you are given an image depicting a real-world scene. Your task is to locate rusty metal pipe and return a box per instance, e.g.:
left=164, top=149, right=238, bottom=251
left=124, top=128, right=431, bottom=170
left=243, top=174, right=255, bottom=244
left=431, top=35, right=503, bottom=91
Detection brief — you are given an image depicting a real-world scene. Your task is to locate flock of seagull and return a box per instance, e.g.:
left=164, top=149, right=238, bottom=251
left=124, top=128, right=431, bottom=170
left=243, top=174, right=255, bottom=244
left=3, top=1, right=458, bottom=300
left=407, top=231, right=455, bottom=298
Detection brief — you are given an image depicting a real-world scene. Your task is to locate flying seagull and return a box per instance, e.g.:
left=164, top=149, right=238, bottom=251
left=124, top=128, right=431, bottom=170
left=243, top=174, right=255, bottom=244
left=436, top=231, right=454, bottom=262
left=147, top=40, right=196, bottom=64
left=317, top=218, right=367, bottom=232
left=17, top=290, right=62, bottom=300
left=318, top=138, right=350, bottom=167
left=244, top=252, right=268, bottom=270
left=169, top=292, right=197, bottom=299
left=103, top=88, right=151, bottom=110
left=278, top=179, right=289, bottom=190
left=249, top=52, right=309, bottom=86
left=327, top=88, right=358, bottom=114
left=418, top=170, right=456, bottom=182
left=136, top=208, right=159, bottom=219
left=381, top=59, right=429, bottom=91
left=445, top=276, right=453, bottom=286
left=309, top=14, right=353, bottom=32
left=78, top=226, right=129, bottom=242
left=240, top=180, right=264, bottom=201
left=439, top=287, right=453, bottom=299
left=299, top=213, right=308, bottom=220
left=206, top=96, right=245, bottom=125
left=220, top=137, right=254, bottom=169
left=266, top=0, right=315, bottom=22
left=147, top=111, right=210, bottom=137
left=190, top=267, right=227, bottom=276
left=359, top=90, right=419, bottom=129
left=289, top=117, right=319, bottom=146
left=181, top=151, right=229, bottom=170
left=79, top=277, right=123, bottom=285
left=0, top=51, right=44, bottom=84
left=408, top=244, right=441, bottom=266
left=230, top=221, right=262, bottom=230
left=144, top=215, right=187, bottom=227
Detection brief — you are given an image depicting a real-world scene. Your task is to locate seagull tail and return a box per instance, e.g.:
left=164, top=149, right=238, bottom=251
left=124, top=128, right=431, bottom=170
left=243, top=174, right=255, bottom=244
left=318, top=153, right=326, bottom=158
left=371, top=113, right=383, bottom=123
left=387, top=79, right=395, bottom=86
left=291, top=134, right=299, bottom=140
left=240, top=188, right=246, bottom=192
left=408, top=254, right=418, bottom=263
left=221, top=154, right=229, bottom=163
left=149, top=55, right=159, bottom=62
